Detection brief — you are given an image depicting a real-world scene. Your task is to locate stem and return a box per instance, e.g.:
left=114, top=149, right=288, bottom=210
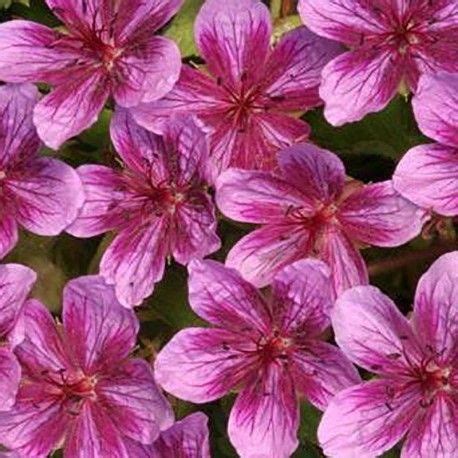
left=368, top=244, right=457, bottom=276
left=270, top=0, right=282, bottom=19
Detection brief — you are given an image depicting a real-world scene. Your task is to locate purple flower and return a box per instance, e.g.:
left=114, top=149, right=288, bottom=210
left=67, top=110, right=220, bottom=307
left=394, top=72, right=458, bottom=216
left=0, top=275, right=174, bottom=457
left=155, top=259, right=360, bottom=458
left=0, top=0, right=183, bottom=149
left=128, top=412, right=211, bottom=457
left=216, top=143, right=425, bottom=297
left=319, top=251, right=458, bottom=457
left=0, top=84, right=83, bottom=259
left=0, top=264, right=36, bottom=411
left=298, top=0, right=458, bottom=125
left=131, top=0, right=341, bottom=176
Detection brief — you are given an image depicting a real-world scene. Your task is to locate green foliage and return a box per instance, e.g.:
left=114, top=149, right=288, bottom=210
left=0, top=0, right=28, bottom=9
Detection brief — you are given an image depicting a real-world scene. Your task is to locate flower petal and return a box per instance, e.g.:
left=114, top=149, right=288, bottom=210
left=15, top=299, right=70, bottom=373
left=0, top=83, right=40, bottom=167
left=63, top=275, right=139, bottom=374
left=33, top=68, right=110, bottom=149
left=393, top=144, right=458, bottom=216
left=67, top=165, right=132, bottom=238
left=64, top=402, right=130, bottom=458
left=0, top=263, right=36, bottom=344
left=170, top=199, right=221, bottom=265
left=8, top=157, right=84, bottom=236
left=261, top=26, right=343, bottom=111
left=0, top=380, right=68, bottom=457
left=110, top=108, right=166, bottom=177
left=412, top=72, right=458, bottom=147
left=131, top=65, right=225, bottom=135
left=226, top=223, right=311, bottom=288
left=0, top=20, right=75, bottom=83
left=332, top=285, right=422, bottom=375
left=113, top=36, right=181, bottom=107
left=412, top=251, right=458, bottom=364
left=401, top=396, right=457, bottom=458
left=318, top=379, right=421, bottom=457
left=100, top=219, right=168, bottom=307
left=188, top=259, right=271, bottom=333
left=155, top=328, right=255, bottom=403
left=114, top=0, right=184, bottom=43
left=216, top=169, right=311, bottom=224
left=0, top=348, right=21, bottom=411
left=319, top=227, right=368, bottom=297
left=338, top=180, right=425, bottom=247
left=228, top=364, right=299, bottom=458
left=298, top=0, right=387, bottom=46
left=195, top=0, right=271, bottom=87
left=0, top=216, right=18, bottom=260
left=151, top=412, right=211, bottom=458
left=277, top=143, right=346, bottom=202
left=319, top=48, right=403, bottom=126
left=271, top=259, right=332, bottom=337
left=97, top=359, right=173, bottom=444
left=291, top=341, right=360, bottom=411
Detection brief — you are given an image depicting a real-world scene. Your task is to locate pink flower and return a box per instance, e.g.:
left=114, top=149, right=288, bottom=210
left=128, top=412, right=211, bottom=457
left=394, top=72, right=458, bottom=216
left=155, top=259, right=360, bottom=458
left=0, top=275, right=174, bottom=457
left=0, top=84, right=83, bottom=259
left=298, top=0, right=458, bottom=125
left=67, top=110, right=220, bottom=307
left=0, top=0, right=183, bottom=149
left=131, top=0, right=342, bottom=176
left=216, top=143, right=425, bottom=297
left=319, top=251, right=458, bottom=457
left=0, top=264, right=36, bottom=411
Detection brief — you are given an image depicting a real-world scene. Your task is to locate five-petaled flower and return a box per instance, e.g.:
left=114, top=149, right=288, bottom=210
left=0, top=275, right=174, bottom=457
left=0, top=83, right=83, bottom=259
left=319, top=251, right=458, bottom=457
left=131, top=0, right=342, bottom=176
left=0, top=264, right=36, bottom=412
left=67, top=110, right=221, bottom=307
left=216, top=143, right=425, bottom=297
left=394, top=72, right=458, bottom=216
left=155, top=259, right=360, bottom=458
left=298, top=0, right=458, bottom=125
left=0, top=0, right=184, bottom=149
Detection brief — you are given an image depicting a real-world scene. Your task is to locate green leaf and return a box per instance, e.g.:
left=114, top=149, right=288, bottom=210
left=164, top=0, right=204, bottom=57
left=304, top=96, right=427, bottom=163
left=0, top=0, right=29, bottom=9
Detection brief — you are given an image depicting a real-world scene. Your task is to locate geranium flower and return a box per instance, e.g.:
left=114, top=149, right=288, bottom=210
left=155, top=259, right=360, bottom=458
left=298, top=0, right=458, bottom=125
left=319, top=251, right=458, bottom=457
left=67, top=111, right=220, bottom=307
left=131, top=0, right=341, bottom=175
left=0, top=264, right=36, bottom=411
left=128, top=412, right=211, bottom=457
left=216, top=143, right=425, bottom=297
left=0, top=275, right=174, bottom=457
left=0, top=0, right=183, bottom=149
left=394, top=72, right=458, bottom=216
left=0, top=83, right=83, bottom=259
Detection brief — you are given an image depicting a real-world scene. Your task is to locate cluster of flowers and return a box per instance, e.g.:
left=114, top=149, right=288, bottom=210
left=0, top=0, right=456, bottom=456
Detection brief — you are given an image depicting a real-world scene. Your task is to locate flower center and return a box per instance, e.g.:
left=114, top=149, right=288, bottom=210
left=420, top=363, right=452, bottom=395
left=257, top=331, right=293, bottom=363
left=99, top=42, right=123, bottom=71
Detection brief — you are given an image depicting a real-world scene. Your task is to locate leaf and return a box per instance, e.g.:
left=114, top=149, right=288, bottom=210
left=0, top=0, right=29, bottom=9
left=304, top=96, right=427, bottom=162
left=164, top=0, right=204, bottom=57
